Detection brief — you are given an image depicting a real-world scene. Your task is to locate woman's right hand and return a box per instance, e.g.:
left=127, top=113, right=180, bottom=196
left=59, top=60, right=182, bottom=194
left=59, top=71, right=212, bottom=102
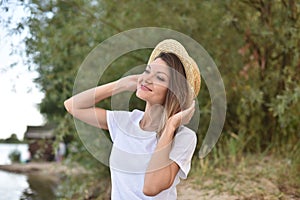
left=117, top=74, right=140, bottom=92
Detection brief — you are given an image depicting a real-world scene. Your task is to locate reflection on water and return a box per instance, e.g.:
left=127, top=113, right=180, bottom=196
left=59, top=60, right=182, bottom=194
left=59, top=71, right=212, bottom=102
left=0, top=144, right=58, bottom=200
left=20, top=173, right=57, bottom=200
left=0, top=170, right=28, bottom=200
left=0, top=170, right=58, bottom=200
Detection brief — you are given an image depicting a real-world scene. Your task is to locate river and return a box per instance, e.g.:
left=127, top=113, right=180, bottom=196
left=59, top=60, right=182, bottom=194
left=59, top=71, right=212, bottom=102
left=0, top=143, right=57, bottom=200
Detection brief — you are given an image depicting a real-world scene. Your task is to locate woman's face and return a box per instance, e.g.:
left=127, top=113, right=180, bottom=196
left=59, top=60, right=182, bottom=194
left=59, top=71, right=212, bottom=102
left=136, top=58, right=170, bottom=105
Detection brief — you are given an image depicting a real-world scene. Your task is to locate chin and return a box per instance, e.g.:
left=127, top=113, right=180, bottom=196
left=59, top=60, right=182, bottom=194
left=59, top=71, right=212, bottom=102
left=136, top=90, right=165, bottom=105
left=136, top=90, right=147, bottom=101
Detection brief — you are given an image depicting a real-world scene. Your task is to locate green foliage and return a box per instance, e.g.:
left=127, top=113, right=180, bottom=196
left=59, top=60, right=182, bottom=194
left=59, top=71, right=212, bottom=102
left=9, top=149, right=21, bottom=163
left=222, top=0, right=300, bottom=154
left=0, top=134, right=24, bottom=144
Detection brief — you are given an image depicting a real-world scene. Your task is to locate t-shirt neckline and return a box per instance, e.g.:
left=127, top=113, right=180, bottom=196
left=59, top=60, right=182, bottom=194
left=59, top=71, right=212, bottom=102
left=132, top=109, right=157, bottom=137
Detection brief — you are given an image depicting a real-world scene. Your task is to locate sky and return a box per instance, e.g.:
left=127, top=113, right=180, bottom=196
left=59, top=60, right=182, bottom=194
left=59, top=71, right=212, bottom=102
left=0, top=2, right=45, bottom=140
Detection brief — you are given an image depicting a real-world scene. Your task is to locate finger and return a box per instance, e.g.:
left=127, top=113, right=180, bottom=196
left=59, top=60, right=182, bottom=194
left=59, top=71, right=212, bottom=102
left=184, top=100, right=195, bottom=113
left=190, top=100, right=195, bottom=109
left=184, top=101, right=196, bottom=121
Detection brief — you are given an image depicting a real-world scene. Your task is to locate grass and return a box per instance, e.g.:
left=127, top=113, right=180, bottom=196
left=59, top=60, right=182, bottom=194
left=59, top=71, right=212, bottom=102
left=57, top=153, right=299, bottom=199
left=178, top=153, right=300, bottom=199
left=57, top=134, right=300, bottom=199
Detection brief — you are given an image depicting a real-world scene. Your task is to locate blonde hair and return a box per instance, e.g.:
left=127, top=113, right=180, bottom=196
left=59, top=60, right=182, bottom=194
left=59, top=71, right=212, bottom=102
left=156, top=52, right=193, bottom=137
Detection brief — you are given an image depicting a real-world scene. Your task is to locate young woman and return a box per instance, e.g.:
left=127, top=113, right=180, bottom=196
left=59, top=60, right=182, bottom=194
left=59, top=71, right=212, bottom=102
left=64, top=39, right=201, bottom=199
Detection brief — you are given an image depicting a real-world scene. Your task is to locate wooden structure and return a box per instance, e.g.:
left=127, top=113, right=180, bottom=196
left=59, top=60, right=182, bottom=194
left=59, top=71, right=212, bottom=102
left=24, top=125, right=55, bottom=161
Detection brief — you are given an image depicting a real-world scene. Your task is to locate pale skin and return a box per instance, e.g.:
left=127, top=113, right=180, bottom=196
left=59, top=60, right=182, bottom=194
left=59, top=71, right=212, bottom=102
left=64, top=58, right=195, bottom=196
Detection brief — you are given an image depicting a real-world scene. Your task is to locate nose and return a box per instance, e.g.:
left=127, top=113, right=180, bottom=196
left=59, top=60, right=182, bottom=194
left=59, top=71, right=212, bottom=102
left=143, top=72, right=154, bottom=84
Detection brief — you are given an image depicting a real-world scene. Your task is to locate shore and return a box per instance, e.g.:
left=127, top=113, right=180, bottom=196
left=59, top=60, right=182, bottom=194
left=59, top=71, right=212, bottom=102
left=0, top=162, right=86, bottom=182
left=0, top=162, right=63, bottom=174
left=0, top=156, right=298, bottom=200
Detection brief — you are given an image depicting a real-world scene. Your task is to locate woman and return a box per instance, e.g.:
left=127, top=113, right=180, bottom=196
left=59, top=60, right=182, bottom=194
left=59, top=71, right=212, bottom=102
left=64, top=39, right=201, bottom=199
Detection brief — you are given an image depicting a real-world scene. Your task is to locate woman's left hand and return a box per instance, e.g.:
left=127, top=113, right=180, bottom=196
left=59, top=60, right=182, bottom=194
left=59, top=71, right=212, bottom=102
left=167, top=100, right=195, bottom=129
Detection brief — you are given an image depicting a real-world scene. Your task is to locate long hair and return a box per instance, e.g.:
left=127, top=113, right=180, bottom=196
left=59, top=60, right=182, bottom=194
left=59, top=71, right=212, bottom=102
left=155, top=52, right=193, bottom=137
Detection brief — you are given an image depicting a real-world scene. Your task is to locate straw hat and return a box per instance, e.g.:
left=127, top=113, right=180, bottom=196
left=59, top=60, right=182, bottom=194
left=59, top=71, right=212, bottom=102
left=147, top=39, right=201, bottom=97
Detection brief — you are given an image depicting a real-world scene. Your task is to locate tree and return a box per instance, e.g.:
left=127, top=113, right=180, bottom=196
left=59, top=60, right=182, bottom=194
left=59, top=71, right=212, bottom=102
left=3, top=133, right=22, bottom=143
left=223, top=0, right=300, bottom=151
left=3, top=0, right=299, bottom=161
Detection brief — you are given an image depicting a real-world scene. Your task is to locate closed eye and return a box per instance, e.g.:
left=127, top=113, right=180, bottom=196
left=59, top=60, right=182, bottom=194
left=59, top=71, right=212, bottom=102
left=157, top=75, right=165, bottom=81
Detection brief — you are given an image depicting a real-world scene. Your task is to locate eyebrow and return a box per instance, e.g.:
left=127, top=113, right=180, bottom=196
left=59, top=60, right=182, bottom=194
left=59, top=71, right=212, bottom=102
left=146, top=65, right=169, bottom=77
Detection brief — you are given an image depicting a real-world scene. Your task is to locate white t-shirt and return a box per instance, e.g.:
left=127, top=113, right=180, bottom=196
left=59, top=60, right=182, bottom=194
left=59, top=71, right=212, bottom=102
left=106, top=109, right=197, bottom=200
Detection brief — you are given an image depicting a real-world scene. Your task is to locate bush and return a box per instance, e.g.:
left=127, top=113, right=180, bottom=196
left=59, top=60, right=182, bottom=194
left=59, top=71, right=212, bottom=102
left=9, top=149, right=21, bottom=163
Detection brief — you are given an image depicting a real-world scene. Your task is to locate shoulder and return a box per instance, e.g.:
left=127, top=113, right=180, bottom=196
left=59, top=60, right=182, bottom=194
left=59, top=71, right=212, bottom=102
left=169, top=126, right=197, bottom=165
left=131, top=109, right=144, bottom=119
left=107, top=109, right=143, bottom=120
left=175, top=126, right=197, bottom=141
left=172, top=126, right=197, bottom=149
left=106, top=109, right=144, bottom=130
left=106, top=109, right=143, bottom=140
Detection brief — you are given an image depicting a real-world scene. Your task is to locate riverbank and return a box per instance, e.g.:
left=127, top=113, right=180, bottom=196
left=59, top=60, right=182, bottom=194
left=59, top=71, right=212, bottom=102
left=1, top=155, right=298, bottom=199
left=177, top=155, right=300, bottom=200
left=0, top=162, right=86, bottom=182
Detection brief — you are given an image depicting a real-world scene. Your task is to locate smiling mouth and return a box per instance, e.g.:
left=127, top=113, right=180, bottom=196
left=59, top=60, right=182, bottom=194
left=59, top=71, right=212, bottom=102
left=141, top=84, right=152, bottom=91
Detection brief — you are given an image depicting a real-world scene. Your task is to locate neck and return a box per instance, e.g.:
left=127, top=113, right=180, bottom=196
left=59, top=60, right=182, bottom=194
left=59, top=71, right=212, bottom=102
left=140, top=103, right=164, bottom=132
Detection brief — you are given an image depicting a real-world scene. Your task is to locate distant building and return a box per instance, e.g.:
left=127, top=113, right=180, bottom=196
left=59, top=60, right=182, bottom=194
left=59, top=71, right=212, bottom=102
left=24, top=125, right=55, bottom=161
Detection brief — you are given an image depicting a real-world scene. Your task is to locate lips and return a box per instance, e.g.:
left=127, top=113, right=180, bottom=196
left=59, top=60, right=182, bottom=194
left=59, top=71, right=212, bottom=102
left=140, top=84, right=152, bottom=91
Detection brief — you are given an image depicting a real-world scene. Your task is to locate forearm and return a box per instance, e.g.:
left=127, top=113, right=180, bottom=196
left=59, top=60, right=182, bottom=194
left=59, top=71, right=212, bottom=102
left=64, top=80, right=125, bottom=111
left=146, top=126, right=174, bottom=171
left=143, top=124, right=178, bottom=196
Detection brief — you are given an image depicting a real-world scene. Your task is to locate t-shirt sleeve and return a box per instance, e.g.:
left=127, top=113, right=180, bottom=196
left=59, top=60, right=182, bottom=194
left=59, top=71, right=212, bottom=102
left=169, top=127, right=197, bottom=179
left=106, top=110, right=117, bottom=142
left=106, top=110, right=133, bottom=142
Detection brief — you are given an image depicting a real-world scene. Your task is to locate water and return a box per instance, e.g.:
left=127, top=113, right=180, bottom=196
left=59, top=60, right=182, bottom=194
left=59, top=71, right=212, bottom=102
left=0, top=143, right=29, bottom=164
left=0, top=143, right=57, bottom=200
left=0, top=170, right=28, bottom=200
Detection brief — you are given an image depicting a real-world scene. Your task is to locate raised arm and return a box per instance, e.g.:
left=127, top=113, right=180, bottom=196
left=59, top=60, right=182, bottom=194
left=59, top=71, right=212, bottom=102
left=64, top=75, right=139, bottom=129
left=143, top=101, right=195, bottom=196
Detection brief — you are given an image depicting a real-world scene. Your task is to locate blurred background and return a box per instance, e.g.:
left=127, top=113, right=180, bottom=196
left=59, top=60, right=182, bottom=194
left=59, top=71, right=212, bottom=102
left=0, top=0, right=299, bottom=199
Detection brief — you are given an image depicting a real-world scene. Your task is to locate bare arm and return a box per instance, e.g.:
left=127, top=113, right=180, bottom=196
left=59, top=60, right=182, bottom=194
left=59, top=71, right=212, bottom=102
left=143, top=123, right=179, bottom=196
left=143, top=101, right=195, bottom=196
left=64, top=75, right=139, bottom=129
